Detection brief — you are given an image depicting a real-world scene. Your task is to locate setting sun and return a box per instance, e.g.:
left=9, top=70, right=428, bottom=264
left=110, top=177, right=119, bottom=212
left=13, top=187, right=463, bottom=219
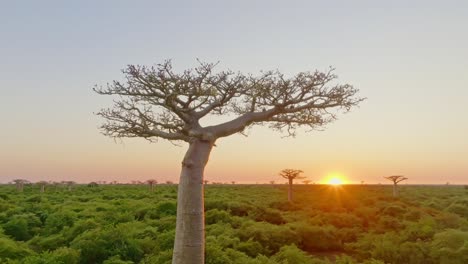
left=328, top=177, right=344, bottom=185
left=323, top=173, right=347, bottom=185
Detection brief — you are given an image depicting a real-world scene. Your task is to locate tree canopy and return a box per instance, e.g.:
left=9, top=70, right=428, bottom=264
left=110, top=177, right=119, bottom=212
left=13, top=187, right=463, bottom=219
left=94, top=60, right=364, bottom=142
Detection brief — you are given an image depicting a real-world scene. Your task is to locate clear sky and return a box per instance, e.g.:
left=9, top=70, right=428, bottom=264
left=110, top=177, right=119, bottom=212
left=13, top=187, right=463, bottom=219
left=1, top=0, right=467, bottom=184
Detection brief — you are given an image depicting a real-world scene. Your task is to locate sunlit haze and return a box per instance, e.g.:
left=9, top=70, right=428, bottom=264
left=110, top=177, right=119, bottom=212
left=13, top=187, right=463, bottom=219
left=1, top=1, right=467, bottom=184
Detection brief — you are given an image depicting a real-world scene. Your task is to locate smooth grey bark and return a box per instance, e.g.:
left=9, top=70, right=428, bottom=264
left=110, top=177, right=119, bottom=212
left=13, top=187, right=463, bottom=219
left=288, top=178, right=293, bottom=202
left=172, top=139, right=214, bottom=264
left=393, top=183, right=397, bottom=197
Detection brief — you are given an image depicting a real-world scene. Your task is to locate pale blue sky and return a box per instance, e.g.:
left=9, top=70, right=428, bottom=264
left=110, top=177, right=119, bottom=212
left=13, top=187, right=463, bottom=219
left=1, top=1, right=467, bottom=184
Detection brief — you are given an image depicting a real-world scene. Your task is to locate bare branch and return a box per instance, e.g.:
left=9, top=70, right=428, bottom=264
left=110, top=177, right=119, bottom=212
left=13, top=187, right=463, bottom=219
left=95, top=60, right=364, bottom=143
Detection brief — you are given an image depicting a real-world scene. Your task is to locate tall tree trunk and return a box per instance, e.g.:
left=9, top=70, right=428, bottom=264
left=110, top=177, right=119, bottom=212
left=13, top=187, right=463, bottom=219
left=172, top=139, right=214, bottom=264
left=41, top=185, right=45, bottom=193
left=288, top=178, right=293, bottom=202
left=393, top=182, right=397, bottom=197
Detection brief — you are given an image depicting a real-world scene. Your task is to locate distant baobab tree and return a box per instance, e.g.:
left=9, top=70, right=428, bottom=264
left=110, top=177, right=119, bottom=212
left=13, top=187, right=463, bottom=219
left=384, top=175, right=408, bottom=197
left=146, top=179, right=158, bottom=192
left=302, top=180, right=312, bottom=185
left=95, top=60, right=364, bottom=264
left=13, top=179, right=29, bottom=192
left=12, top=179, right=28, bottom=192
left=62, top=181, right=75, bottom=191
left=280, top=169, right=305, bottom=202
left=270, top=180, right=276, bottom=185
left=88, top=182, right=99, bottom=187
left=52, top=181, right=61, bottom=191
left=231, top=181, right=236, bottom=185
left=37, top=181, right=48, bottom=193
left=165, top=180, right=174, bottom=185
left=203, top=180, right=209, bottom=185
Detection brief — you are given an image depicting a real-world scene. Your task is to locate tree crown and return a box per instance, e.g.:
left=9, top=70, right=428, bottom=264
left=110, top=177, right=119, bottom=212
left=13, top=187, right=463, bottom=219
left=384, top=175, right=408, bottom=184
left=279, top=169, right=305, bottom=180
left=95, top=60, right=364, bottom=143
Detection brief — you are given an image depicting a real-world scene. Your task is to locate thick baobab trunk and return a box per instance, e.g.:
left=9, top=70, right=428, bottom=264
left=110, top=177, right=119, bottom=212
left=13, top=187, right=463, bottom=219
left=40, top=185, right=45, bottom=193
left=172, top=139, right=213, bottom=264
left=288, top=178, right=293, bottom=202
left=393, top=182, right=398, bottom=197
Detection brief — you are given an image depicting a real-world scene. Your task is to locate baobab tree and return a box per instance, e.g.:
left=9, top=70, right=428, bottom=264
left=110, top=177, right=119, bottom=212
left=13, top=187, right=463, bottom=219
left=12, top=179, right=28, bottom=192
left=95, top=60, right=363, bottom=264
left=302, top=180, right=312, bottom=185
left=384, top=175, right=408, bottom=197
left=37, top=181, right=48, bottom=193
left=62, top=181, right=75, bottom=191
left=146, top=179, right=158, bottom=192
left=279, top=169, right=305, bottom=202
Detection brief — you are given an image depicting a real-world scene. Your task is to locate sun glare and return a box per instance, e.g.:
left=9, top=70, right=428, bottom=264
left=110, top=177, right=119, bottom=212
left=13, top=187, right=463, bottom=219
left=324, top=173, right=347, bottom=185
left=328, top=177, right=344, bottom=185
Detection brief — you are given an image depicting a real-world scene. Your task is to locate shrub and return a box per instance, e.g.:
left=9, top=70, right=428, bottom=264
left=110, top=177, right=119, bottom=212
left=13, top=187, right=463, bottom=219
left=249, top=208, right=285, bottom=225
left=272, top=244, right=314, bottom=264
left=3, top=214, right=41, bottom=241
left=44, top=211, right=76, bottom=235
left=22, top=247, right=80, bottom=264
left=446, top=203, right=468, bottom=218
left=206, top=209, right=232, bottom=225
left=381, top=205, right=406, bottom=217
left=430, top=229, right=468, bottom=264
left=289, top=223, right=342, bottom=252
left=237, top=221, right=298, bottom=255
left=0, top=236, right=34, bottom=259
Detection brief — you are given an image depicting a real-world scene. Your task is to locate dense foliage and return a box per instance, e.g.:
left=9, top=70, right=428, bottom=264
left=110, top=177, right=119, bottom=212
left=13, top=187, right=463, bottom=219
left=0, top=184, right=467, bottom=263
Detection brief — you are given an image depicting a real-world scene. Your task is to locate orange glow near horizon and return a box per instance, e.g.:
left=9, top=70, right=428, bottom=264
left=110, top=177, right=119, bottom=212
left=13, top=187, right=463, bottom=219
left=323, top=173, right=347, bottom=185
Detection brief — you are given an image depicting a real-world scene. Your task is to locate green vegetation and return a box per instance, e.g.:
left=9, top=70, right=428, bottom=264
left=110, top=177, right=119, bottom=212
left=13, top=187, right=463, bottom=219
left=0, top=184, right=467, bottom=263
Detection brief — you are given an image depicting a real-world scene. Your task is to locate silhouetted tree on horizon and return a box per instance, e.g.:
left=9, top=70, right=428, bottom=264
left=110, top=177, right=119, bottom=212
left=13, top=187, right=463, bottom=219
left=146, top=179, right=158, bottom=192
left=12, top=179, right=28, bottom=192
left=384, top=175, right=408, bottom=197
left=36, top=181, right=48, bottom=193
left=280, top=169, right=305, bottom=202
left=62, top=181, right=75, bottom=191
left=95, top=60, right=364, bottom=264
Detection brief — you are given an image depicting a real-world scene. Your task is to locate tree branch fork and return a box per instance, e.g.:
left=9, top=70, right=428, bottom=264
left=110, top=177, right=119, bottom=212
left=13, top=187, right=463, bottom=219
left=94, top=60, right=365, bottom=143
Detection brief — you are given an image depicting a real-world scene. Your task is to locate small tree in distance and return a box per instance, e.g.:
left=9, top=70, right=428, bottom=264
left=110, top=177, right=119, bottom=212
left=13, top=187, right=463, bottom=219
left=146, top=179, right=158, bottom=192
left=62, top=181, right=75, bottom=191
left=37, top=181, right=48, bottom=193
left=13, top=179, right=28, bottom=192
left=280, top=169, right=305, bottom=202
left=95, top=60, right=364, bottom=264
left=302, top=180, right=312, bottom=185
left=384, top=175, right=408, bottom=197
